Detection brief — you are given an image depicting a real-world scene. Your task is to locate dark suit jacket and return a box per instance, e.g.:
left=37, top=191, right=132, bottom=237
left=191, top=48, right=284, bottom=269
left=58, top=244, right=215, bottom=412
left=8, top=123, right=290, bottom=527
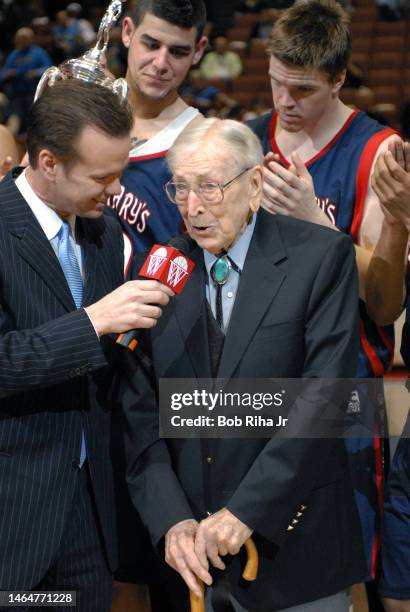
left=0, top=170, right=124, bottom=588
left=124, top=210, right=367, bottom=610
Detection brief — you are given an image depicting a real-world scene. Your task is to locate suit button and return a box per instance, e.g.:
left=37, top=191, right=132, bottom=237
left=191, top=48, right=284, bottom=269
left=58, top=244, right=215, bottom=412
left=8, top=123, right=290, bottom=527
left=206, top=457, right=212, bottom=464
left=72, top=460, right=80, bottom=469
left=206, top=511, right=212, bottom=516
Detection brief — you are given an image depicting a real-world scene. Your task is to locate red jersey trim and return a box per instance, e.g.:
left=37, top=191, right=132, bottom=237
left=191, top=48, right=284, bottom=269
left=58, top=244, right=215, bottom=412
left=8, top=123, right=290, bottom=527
left=370, top=423, right=384, bottom=580
left=268, top=110, right=359, bottom=168
left=351, top=127, right=396, bottom=243
left=360, top=320, right=386, bottom=377
left=129, top=149, right=169, bottom=162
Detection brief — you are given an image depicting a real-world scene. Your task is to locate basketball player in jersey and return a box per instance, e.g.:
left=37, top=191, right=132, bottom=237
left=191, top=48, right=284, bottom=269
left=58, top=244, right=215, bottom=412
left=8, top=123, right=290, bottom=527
left=247, top=0, right=397, bottom=607
left=108, top=2, right=207, bottom=611
left=106, top=0, right=207, bottom=276
left=367, top=139, right=410, bottom=612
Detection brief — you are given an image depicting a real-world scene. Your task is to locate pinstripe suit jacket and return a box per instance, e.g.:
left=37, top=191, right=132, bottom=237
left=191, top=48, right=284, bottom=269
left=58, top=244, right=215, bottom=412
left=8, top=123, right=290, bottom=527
left=0, top=169, right=124, bottom=588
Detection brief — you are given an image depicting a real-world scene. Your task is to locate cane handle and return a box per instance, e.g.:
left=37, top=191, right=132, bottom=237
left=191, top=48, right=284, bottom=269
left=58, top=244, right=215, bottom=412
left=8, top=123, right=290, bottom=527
left=189, top=536, right=258, bottom=611
left=242, top=537, right=258, bottom=581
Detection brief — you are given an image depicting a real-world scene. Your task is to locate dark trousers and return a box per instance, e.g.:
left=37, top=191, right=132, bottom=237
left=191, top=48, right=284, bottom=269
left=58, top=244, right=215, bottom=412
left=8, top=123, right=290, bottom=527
left=35, top=463, right=112, bottom=612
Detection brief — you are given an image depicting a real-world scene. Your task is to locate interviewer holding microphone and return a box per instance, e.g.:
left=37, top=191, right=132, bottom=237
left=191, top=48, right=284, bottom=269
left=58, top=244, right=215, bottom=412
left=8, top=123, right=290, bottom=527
left=0, top=79, right=172, bottom=612
left=122, top=118, right=366, bottom=611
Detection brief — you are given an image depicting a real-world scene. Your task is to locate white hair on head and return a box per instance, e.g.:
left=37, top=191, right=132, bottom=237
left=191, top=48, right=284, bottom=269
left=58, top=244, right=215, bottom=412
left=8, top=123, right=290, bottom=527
left=166, top=118, right=264, bottom=173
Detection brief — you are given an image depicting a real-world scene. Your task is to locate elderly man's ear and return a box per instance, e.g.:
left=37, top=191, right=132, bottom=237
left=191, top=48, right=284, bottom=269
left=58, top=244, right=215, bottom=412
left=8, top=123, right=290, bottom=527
left=249, top=166, right=264, bottom=213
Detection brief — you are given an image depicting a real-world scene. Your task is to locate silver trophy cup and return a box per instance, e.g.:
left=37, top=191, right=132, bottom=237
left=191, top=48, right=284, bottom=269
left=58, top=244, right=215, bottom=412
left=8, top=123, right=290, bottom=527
left=34, top=0, right=128, bottom=102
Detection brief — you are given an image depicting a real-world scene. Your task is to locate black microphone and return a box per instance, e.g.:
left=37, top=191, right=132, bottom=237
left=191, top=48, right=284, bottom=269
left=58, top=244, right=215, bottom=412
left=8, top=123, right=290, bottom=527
left=116, top=234, right=195, bottom=351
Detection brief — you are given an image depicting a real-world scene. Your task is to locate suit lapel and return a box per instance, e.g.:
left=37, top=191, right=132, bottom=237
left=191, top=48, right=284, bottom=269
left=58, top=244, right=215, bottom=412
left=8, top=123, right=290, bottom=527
left=218, top=212, right=287, bottom=380
left=1, top=174, right=76, bottom=311
left=173, top=246, right=212, bottom=379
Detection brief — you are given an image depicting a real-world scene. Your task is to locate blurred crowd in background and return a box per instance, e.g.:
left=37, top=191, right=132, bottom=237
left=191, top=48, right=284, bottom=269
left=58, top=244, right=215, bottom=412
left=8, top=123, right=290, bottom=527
left=1, top=0, right=410, bottom=152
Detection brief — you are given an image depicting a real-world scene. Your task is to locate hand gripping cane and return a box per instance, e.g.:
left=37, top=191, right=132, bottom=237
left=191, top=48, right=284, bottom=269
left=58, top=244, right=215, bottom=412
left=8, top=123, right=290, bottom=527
left=189, top=537, right=259, bottom=612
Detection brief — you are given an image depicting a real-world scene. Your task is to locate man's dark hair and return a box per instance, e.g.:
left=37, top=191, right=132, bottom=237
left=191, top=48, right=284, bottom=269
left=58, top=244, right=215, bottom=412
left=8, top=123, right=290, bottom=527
left=27, top=80, right=133, bottom=169
left=128, top=0, right=207, bottom=42
left=267, top=0, right=351, bottom=83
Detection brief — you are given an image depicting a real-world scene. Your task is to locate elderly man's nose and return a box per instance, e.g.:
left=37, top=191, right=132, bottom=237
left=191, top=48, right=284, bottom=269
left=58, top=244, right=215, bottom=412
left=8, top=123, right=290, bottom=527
left=186, top=189, right=204, bottom=215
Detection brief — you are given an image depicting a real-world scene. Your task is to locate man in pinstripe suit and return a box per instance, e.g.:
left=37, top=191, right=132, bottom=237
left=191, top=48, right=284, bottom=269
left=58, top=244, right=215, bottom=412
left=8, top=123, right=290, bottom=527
left=0, top=80, right=173, bottom=611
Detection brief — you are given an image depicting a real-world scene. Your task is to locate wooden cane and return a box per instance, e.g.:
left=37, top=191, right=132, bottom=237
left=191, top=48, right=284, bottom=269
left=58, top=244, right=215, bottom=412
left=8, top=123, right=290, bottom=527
left=189, top=579, right=205, bottom=612
left=189, top=536, right=258, bottom=612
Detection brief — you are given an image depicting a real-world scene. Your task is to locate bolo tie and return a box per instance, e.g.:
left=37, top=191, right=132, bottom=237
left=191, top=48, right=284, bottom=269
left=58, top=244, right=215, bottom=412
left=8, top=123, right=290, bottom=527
left=210, top=253, right=241, bottom=329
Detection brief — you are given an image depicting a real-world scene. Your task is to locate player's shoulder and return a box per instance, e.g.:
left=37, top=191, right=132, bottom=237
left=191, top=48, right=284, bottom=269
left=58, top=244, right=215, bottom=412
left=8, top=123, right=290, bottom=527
left=349, top=109, right=395, bottom=140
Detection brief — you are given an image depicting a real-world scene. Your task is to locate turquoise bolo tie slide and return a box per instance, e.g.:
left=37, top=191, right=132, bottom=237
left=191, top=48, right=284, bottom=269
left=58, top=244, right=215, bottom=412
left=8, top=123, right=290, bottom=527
left=211, top=255, right=231, bottom=285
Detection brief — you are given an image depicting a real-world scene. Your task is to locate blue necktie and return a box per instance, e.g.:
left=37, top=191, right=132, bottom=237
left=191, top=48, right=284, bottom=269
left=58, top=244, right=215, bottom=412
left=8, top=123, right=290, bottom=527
left=57, top=221, right=83, bottom=309
left=57, top=221, right=86, bottom=466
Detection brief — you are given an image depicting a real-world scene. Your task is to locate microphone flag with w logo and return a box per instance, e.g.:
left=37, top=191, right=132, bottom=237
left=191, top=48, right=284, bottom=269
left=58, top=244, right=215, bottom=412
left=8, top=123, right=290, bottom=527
left=139, top=244, right=195, bottom=294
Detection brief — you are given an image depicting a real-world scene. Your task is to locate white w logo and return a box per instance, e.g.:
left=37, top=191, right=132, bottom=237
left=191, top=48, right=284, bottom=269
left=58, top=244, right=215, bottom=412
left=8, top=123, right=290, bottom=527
left=168, top=256, right=188, bottom=287
left=147, top=247, right=168, bottom=275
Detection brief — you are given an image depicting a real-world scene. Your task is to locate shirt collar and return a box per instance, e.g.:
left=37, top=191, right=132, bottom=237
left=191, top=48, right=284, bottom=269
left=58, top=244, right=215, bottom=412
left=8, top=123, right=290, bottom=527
left=203, top=214, right=256, bottom=277
left=15, top=168, right=72, bottom=240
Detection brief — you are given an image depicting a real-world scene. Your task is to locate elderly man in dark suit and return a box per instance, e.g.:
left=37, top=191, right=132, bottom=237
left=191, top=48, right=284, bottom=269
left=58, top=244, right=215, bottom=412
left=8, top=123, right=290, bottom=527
left=123, top=118, right=367, bottom=611
left=0, top=80, right=172, bottom=611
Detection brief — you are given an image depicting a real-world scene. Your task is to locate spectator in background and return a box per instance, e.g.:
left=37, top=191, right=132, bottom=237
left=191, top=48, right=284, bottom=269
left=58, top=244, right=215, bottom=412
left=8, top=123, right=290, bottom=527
left=355, top=86, right=391, bottom=126
left=199, top=36, right=242, bottom=81
left=0, top=0, right=38, bottom=54
left=31, top=16, right=66, bottom=65
left=181, top=69, right=239, bottom=116
left=0, top=27, right=52, bottom=136
left=66, top=3, right=96, bottom=49
left=242, top=94, right=270, bottom=121
left=52, top=9, right=81, bottom=59
left=0, top=123, right=19, bottom=176
left=251, top=8, right=280, bottom=39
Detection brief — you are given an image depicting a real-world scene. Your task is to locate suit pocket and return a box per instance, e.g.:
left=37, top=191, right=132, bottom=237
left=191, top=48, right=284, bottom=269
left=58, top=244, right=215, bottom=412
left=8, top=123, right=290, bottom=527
left=0, top=450, right=12, bottom=458
left=253, top=319, right=304, bottom=341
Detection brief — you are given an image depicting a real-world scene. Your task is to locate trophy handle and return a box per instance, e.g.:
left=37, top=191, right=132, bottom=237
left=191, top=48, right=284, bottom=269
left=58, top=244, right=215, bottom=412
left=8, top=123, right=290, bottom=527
left=34, top=66, right=65, bottom=102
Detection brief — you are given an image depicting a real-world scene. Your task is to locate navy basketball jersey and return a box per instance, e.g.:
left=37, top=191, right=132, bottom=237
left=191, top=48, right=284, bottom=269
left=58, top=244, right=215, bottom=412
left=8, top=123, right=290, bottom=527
left=249, top=109, right=396, bottom=378
left=249, top=110, right=397, bottom=579
left=106, top=106, right=199, bottom=275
